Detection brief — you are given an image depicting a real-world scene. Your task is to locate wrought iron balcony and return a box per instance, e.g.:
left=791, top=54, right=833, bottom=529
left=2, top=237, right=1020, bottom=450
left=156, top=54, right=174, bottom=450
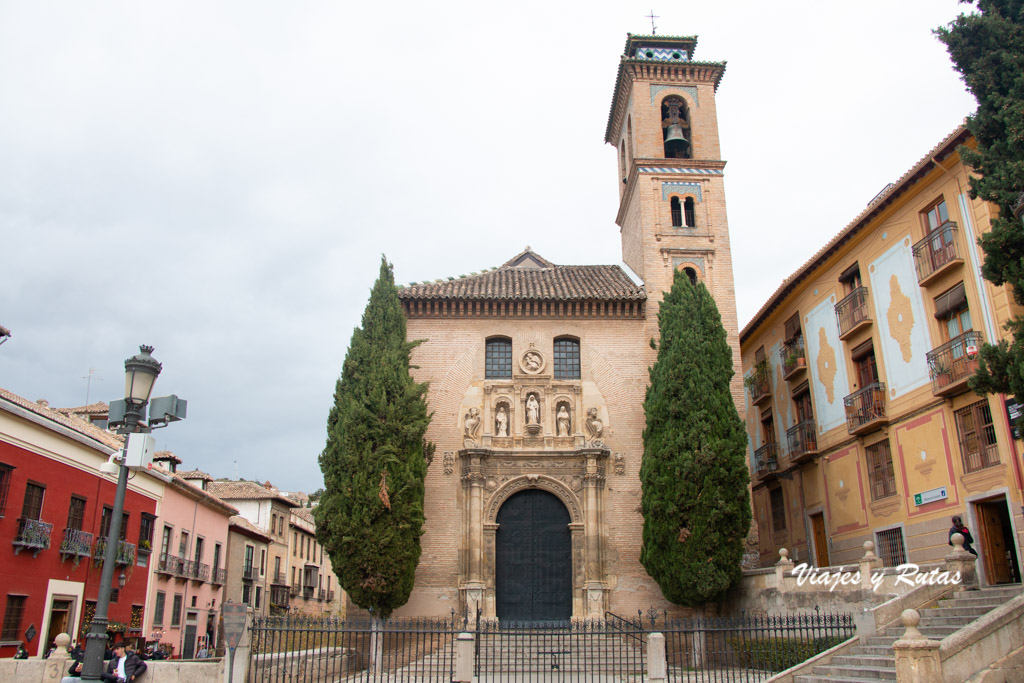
left=318, top=588, right=326, bottom=601
left=835, top=286, right=871, bottom=338
left=780, top=337, right=807, bottom=380
left=182, top=558, right=196, bottom=579
left=787, top=420, right=818, bottom=462
left=913, top=222, right=963, bottom=285
left=745, top=362, right=772, bottom=406
left=242, top=563, right=256, bottom=582
left=327, top=590, right=335, bottom=602
left=927, top=330, right=982, bottom=397
left=844, top=382, right=887, bottom=435
left=190, top=561, right=210, bottom=582
left=303, top=585, right=315, bottom=598
left=13, top=518, right=53, bottom=556
left=270, top=586, right=290, bottom=608
left=754, top=442, right=779, bottom=478
left=289, top=583, right=300, bottom=596
left=272, top=572, right=288, bottom=586
left=92, top=538, right=134, bottom=565
left=60, top=528, right=94, bottom=559
left=210, top=567, right=227, bottom=585
left=157, top=553, right=185, bottom=576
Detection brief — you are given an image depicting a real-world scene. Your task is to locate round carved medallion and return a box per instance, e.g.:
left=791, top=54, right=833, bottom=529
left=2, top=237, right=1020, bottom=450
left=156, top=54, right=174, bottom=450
left=520, top=350, right=545, bottom=374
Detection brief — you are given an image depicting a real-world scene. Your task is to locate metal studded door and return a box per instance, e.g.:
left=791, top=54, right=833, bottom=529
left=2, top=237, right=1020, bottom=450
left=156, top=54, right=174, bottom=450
left=495, top=489, right=572, bottom=622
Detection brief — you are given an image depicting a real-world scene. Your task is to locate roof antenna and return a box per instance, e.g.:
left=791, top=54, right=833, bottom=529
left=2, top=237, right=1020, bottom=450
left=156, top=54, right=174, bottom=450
left=646, top=9, right=659, bottom=35
left=82, top=366, right=103, bottom=405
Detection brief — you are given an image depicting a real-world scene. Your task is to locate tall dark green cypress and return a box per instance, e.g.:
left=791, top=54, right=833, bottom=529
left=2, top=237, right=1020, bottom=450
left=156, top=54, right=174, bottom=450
left=640, top=270, right=751, bottom=606
left=935, top=1, right=1024, bottom=399
left=315, top=257, right=433, bottom=618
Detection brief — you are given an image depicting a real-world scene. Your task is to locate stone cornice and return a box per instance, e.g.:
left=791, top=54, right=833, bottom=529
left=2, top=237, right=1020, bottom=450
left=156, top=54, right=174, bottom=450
left=403, top=297, right=645, bottom=320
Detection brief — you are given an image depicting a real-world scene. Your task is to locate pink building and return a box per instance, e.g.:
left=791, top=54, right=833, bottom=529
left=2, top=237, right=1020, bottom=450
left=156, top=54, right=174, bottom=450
left=143, top=460, right=235, bottom=659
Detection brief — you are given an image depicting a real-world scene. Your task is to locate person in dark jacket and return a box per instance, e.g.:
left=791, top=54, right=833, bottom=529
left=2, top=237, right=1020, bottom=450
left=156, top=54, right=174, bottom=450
left=949, top=515, right=979, bottom=556
left=100, top=643, right=147, bottom=682
left=13, top=642, right=29, bottom=659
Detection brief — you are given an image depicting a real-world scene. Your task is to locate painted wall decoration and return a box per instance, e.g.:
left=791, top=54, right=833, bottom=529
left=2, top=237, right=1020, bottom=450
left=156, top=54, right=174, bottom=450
left=869, top=239, right=932, bottom=398
left=804, top=296, right=850, bottom=433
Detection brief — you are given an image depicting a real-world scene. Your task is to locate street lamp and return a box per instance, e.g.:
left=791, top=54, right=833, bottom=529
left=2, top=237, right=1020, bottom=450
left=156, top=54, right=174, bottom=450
left=82, top=346, right=185, bottom=680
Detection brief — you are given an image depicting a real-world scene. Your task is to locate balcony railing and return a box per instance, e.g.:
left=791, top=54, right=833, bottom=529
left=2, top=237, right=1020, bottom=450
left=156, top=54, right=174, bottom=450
left=844, top=382, right=887, bottom=434
left=92, top=538, right=136, bottom=566
left=912, top=222, right=962, bottom=284
left=210, top=567, right=227, bottom=585
left=272, top=572, right=289, bottom=586
left=190, top=561, right=210, bottom=582
left=157, top=553, right=185, bottom=576
left=303, top=585, right=315, bottom=598
left=327, top=590, right=335, bottom=602
left=60, top=528, right=94, bottom=558
left=927, top=330, right=982, bottom=396
left=290, top=583, right=300, bottom=596
left=754, top=442, right=779, bottom=477
left=745, top=362, right=771, bottom=405
left=13, top=518, right=53, bottom=556
left=270, top=586, right=290, bottom=608
left=787, top=419, right=818, bottom=461
left=318, top=588, right=326, bottom=601
left=780, top=337, right=807, bottom=379
left=835, top=286, right=871, bottom=338
left=242, top=563, right=255, bottom=582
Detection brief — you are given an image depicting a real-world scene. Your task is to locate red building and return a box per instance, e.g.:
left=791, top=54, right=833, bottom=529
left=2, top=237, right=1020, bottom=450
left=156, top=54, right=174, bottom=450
left=0, top=389, right=162, bottom=657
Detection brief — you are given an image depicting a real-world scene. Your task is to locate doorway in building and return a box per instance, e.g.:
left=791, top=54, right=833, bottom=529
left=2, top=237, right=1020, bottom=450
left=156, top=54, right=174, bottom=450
left=45, top=598, right=74, bottom=652
left=182, top=612, right=198, bottom=659
left=495, top=489, right=572, bottom=622
left=810, top=513, right=830, bottom=568
left=975, top=498, right=1021, bottom=584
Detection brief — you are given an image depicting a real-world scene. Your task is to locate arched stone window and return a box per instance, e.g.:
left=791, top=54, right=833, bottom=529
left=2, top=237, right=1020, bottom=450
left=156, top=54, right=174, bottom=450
left=670, top=197, right=683, bottom=227
left=661, top=96, right=691, bottom=159
left=485, top=337, right=512, bottom=379
left=620, top=141, right=627, bottom=183
left=684, top=197, right=696, bottom=227
left=684, top=267, right=698, bottom=286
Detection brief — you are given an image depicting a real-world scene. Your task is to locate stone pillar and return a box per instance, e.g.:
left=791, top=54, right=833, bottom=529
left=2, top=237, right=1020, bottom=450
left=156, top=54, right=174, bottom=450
left=460, top=452, right=487, bottom=621
left=775, top=548, right=794, bottom=591
left=893, top=609, right=943, bottom=682
left=859, top=540, right=880, bottom=590
left=44, top=632, right=72, bottom=680
left=945, top=532, right=978, bottom=592
left=582, top=453, right=607, bottom=618
left=647, top=632, right=667, bottom=683
left=454, top=633, right=475, bottom=683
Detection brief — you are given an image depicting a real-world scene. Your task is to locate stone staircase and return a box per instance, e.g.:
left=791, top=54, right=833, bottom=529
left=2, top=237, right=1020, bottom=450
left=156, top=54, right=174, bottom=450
left=794, top=585, right=1023, bottom=683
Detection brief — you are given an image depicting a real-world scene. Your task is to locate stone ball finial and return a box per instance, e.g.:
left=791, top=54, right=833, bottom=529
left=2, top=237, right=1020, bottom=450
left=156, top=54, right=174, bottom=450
left=863, top=540, right=875, bottom=553
left=54, top=632, right=71, bottom=656
left=779, top=548, right=789, bottom=560
left=900, top=608, right=924, bottom=640
left=951, top=532, right=965, bottom=550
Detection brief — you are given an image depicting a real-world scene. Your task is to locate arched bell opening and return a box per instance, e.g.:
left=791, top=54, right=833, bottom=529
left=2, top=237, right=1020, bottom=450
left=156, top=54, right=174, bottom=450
left=661, top=96, right=691, bottom=159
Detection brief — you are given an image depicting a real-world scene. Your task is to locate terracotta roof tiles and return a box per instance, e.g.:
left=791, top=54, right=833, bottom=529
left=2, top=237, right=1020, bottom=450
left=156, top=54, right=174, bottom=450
left=0, top=387, right=123, bottom=451
left=207, top=480, right=301, bottom=507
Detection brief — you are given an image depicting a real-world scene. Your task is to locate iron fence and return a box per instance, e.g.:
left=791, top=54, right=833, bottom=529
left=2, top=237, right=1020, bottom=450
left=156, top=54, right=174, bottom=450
left=653, top=608, right=854, bottom=683
left=249, top=614, right=461, bottom=683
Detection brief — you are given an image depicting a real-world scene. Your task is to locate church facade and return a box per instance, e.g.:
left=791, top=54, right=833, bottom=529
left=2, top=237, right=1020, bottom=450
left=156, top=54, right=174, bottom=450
left=394, top=34, right=745, bottom=621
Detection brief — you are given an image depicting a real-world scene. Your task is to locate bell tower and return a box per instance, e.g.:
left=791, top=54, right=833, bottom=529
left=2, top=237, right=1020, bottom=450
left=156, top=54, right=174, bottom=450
left=605, top=33, right=743, bottom=407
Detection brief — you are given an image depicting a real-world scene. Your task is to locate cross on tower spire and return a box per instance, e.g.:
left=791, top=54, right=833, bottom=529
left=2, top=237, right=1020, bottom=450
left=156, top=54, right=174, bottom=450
left=646, top=10, right=659, bottom=35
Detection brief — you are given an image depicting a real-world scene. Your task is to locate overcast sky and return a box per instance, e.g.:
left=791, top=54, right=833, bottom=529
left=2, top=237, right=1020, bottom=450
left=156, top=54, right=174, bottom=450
left=0, top=1, right=977, bottom=492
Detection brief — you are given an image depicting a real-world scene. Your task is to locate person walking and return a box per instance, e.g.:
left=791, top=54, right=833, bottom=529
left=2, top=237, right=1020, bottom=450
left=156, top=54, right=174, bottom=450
left=949, top=515, right=979, bottom=556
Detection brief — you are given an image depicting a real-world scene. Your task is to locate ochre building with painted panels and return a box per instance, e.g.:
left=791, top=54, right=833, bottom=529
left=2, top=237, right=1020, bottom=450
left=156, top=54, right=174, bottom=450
left=740, top=125, right=1024, bottom=588
left=389, top=33, right=745, bottom=622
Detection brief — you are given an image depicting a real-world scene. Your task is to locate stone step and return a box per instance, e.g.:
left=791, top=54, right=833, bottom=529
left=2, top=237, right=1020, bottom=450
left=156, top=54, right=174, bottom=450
left=916, top=614, right=977, bottom=626
left=925, top=605, right=993, bottom=618
left=830, top=655, right=894, bottom=668
left=851, top=645, right=897, bottom=657
left=863, top=636, right=899, bottom=648
left=811, top=664, right=897, bottom=680
left=795, top=677, right=897, bottom=683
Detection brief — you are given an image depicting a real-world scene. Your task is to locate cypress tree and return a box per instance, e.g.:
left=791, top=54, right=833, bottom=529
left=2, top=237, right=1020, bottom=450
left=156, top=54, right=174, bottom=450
left=315, top=257, right=433, bottom=618
left=640, top=270, right=751, bottom=607
left=935, top=1, right=1024, bottom=399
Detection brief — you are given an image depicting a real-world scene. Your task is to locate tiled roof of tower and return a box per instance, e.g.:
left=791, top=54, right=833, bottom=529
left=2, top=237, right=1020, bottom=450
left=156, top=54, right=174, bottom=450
left=179, top=468, right=214, bottom=482
left=207, top=480, right=301, bottom=507
left=398, top=249, right=645, bottom=302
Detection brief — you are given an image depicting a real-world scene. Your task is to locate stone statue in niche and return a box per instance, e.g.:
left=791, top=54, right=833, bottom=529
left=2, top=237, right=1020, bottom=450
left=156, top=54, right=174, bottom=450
left=556, top=404, right=571, bottom=437
left=526, top=395, right=540, bottom=425
left=495, top=405, right=509, bottom=437
left=586, top=407, right=604, bottom=446
left=463, top=407, right=481, bottom=446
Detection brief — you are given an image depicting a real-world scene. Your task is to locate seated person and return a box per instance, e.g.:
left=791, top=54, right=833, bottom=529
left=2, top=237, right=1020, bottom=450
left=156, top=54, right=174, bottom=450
left=100, top=643, right=147, bottom=682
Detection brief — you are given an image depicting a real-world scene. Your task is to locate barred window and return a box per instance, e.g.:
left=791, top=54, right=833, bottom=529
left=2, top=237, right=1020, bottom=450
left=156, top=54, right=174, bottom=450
left=866, top=440, right=897, bottom=500
left=21, top=482, right=44, bottom=520
left=485, top=338, right=513, bottom=379
left=876, top=527, right=907, bottom=567
left=0, top=463, right=13, bottom=518
left=67, top=496, right=87, bottom=531
left=2, top=595, right=26, bottom=641
left=553, top=338, right=581, bottom=380
left=171, top=594, right=183, bottom=627
left=955, top=400, right=999, bottom=473
left=770, top=487, right=786, bottom=532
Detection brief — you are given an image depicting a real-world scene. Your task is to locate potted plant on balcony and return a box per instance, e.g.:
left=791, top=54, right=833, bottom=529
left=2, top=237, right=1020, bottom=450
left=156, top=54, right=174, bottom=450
left=138, top=539, right=152, bottom=554
left=930, top=359, right=952, bottom=387
left=784, top=349, right=805, bottom=372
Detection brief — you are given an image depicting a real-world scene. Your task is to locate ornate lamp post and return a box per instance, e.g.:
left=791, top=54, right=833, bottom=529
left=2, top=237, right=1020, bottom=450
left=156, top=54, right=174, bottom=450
left=81, top=346, right=183, bottom=679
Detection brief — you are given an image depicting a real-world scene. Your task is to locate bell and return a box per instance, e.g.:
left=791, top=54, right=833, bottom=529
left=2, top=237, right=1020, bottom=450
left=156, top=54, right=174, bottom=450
left=664, top=124, right=688, bottom=144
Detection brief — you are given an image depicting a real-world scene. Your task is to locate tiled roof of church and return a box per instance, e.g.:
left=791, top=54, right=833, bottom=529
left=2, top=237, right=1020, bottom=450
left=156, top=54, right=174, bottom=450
left=398, top=249, right=645, bottom=302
